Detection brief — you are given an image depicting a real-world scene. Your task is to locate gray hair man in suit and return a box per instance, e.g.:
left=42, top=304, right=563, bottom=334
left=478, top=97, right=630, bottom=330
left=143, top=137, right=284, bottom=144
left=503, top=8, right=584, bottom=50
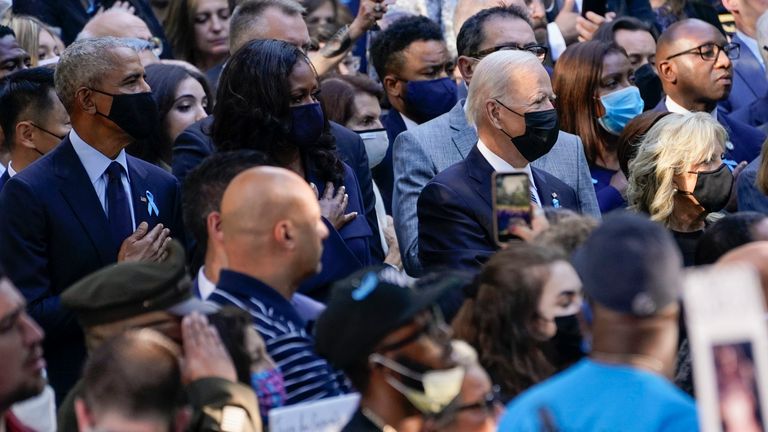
left=394, top=5, right=599, bottom=276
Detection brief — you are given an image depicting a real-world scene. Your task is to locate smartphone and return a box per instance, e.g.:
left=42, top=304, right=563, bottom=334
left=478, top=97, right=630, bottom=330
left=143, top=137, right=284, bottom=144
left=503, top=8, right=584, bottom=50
left=492, top=172, right=532, bottom=246
left=581, top=0, right=606, bottom=17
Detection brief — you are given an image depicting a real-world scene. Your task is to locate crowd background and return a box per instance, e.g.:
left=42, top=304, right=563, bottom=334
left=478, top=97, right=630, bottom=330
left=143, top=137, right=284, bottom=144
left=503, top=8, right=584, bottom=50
left=0, top=0, right=767, bottom=430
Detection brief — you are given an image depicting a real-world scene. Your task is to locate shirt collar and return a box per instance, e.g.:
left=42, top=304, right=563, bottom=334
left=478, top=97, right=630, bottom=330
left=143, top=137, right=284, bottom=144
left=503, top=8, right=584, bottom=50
left=69, top=128, right=129, bottom=184
left=196, top=266, right=217, bottom=300
left=736, top=31, right=765, bottom=68
left=476, top=138, right=533, bottom=176
left=400, top=113, right=419, bottom=131
left=216, top=270, right=305, bottom=326
left=6, top=161, right=17, bottom=178
left=665, top=96, right=718, bottom=121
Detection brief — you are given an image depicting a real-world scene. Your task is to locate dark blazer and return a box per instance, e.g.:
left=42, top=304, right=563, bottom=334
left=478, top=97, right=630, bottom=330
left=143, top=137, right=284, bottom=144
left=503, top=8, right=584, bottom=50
left=378, top=110, right=407, bottom=214
left=299, top=162, right=374, bottom=302
left=12, top=0, right=173, bottom=57
left=0, top=137, right=184, bottom=402
left=171, top=116, right=384, bottom=261
left=730, top=92, right=768, bottom=135
left=417, top=145, right=578, bottom=274
left=719, top=33, right=768, bottom=115
left=0, top=169, right=8, bottom=192
left=653, top=98, right=765, bottom=164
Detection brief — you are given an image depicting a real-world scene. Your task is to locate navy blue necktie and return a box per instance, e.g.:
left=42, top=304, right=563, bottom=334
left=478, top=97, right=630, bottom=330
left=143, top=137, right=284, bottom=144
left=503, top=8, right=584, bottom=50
left=106, top=161, right=132, bottom=251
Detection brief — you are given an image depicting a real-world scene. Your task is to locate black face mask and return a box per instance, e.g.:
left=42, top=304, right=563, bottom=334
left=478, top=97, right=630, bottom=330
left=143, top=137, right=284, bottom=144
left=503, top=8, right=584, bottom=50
left=91, top=88, right=160, bottom=140
left=633, top=63, right=663, bottom=111
left=495, top=100, right=559, bottom=162
left=678, top=163, right=733, bottom=213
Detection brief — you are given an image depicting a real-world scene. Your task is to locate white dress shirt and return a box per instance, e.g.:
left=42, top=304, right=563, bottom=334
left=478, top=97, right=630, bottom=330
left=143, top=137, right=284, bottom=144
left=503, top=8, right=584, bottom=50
left=196, top=266, right=217, bottom=300
left=6, top=161, right=17, bottom=177
left=477, top=138, right=540, bottom=204
left=401, top=113, right=419, bottom=131
left=69, top=129, right=136, bottom=229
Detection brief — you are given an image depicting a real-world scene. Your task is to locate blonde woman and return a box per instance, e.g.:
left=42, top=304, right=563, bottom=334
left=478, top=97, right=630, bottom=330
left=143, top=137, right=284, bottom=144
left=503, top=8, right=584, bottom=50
left=627, top=112, right=734, bottom=265
left=3, top=15, right=64, bottom=66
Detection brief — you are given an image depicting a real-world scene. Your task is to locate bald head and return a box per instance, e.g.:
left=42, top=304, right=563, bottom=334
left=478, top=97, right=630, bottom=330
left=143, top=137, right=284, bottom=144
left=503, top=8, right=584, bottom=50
left=717, top=242, right=768, bottom=308
left=656, top=19, right=731, bottom=112
left=79, top=9, right=153, bottom=40
left=218, top=166, right=327, bottom=292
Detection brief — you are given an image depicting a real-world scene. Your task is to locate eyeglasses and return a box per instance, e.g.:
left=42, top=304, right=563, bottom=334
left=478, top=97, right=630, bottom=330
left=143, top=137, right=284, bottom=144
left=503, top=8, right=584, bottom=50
left=472, top=43, right=549, bottom=63
left=664, top=42, right=739, bottom=62
left=147, top=36, right=163, bottom=57
left=376, top=308, right=452, bottom=353
left=454, top=386, right=502, bottom=413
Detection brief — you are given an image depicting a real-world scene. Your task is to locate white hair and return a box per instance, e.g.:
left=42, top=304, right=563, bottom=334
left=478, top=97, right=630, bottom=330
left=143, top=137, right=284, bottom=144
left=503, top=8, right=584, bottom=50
left=465, top=49, right=542, bottom=127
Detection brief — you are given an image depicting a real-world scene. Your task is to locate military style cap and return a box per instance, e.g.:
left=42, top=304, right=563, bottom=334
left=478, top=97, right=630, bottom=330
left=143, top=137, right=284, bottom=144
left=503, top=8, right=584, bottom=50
left=62, top=240, right=217, bottom=327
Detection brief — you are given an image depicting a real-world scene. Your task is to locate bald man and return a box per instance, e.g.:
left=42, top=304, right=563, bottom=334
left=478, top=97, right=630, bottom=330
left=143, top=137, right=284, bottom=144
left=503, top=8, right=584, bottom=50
left=717, top=242, right=768, bottom=309
left=207, top=167, right=350, bottom=407
left=78, top=9, right=160, bottom=65
left=654, top=18, right=765, bottom=164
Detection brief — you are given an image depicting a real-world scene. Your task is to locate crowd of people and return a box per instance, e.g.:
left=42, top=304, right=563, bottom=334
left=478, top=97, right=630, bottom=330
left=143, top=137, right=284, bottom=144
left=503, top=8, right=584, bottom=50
left=0, top=0, right=768, bottom=430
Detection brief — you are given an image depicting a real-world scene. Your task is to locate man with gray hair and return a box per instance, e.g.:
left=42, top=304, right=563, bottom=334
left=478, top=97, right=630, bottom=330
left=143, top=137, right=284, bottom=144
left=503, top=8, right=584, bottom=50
left=394, top=5, right=598, bottom=276
left=0, top=36, right=184, bottom=402
left=417, top=50, right=579, bottom=274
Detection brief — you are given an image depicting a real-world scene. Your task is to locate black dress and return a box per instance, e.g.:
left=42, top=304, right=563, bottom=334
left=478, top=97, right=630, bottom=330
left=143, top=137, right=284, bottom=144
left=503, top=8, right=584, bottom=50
left=672, top=229, right=704, bottom=267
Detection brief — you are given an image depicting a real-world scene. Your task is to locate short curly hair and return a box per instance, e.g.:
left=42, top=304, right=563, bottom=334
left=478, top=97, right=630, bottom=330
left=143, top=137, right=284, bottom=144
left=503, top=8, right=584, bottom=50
left=369, top=15, right=444, bottom=79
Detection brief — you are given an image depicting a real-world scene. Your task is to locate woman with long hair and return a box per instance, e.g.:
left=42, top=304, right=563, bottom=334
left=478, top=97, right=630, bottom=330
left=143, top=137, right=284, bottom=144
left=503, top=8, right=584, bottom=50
left=453, top=243, right=582, bottom=402
left=164, top=0, right=231, bottom=73
left=212, top=38, right=374, bottom=300
left=553, top=41, right=644, bottom=214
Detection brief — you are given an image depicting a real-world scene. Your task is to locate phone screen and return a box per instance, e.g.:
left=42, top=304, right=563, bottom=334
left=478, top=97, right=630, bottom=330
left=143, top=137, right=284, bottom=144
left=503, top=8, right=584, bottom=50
left=493, top=172, right=532, bottom=245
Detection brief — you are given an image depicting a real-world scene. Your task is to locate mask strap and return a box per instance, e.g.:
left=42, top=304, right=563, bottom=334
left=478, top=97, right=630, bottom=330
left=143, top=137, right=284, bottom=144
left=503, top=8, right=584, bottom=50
left=369, top=353, right=424, bottom=381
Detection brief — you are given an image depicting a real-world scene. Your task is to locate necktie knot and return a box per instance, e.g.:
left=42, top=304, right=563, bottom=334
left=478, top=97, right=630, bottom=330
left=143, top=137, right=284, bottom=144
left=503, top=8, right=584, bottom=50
left=106, top=161, right=123, bottom=183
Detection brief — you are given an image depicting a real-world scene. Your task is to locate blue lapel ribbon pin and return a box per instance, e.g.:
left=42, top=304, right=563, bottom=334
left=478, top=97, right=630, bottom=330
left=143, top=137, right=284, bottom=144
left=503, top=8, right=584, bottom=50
left=146, top=191, right=159, bottom=217
left=551, top=192, right=560, bottom=208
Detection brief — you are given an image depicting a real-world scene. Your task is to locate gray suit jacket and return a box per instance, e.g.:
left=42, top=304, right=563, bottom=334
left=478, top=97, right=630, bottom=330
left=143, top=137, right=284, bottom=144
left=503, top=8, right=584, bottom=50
left=393, top=100, right=600, bottom=276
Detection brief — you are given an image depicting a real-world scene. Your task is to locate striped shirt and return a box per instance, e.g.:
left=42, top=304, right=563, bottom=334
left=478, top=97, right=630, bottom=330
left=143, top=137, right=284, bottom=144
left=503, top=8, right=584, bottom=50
left=209, top=270, right=349, bottom=406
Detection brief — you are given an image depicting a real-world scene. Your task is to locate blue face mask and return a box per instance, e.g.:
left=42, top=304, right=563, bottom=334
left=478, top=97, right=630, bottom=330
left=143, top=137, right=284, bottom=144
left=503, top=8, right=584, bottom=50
left=289, top=102, right=325, bottom=148
left=403, top=77, right=458, bottom=123
left=597, top=86, right=644, bottom=135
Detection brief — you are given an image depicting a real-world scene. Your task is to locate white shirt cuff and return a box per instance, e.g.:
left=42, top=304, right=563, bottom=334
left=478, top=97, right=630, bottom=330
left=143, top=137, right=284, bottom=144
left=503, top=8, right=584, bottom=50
left=548, top=22, right=567, bottom=61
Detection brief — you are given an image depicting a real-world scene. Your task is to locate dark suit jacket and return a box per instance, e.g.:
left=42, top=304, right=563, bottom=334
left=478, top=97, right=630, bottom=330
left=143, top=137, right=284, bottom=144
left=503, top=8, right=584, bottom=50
left=730, top=91, right=768, bottom=135
left=719, top=33, right=767, bottom=115
left=0, top=137, right=183, bottom=402
left=12, top=0, right=173, bottom=58
left=0, top=170, right=8, bottom=192
left=379, top=110, right=407, bottom=214
left=417, top=145, right=578, bottom=274
left=653, top=98, right=765, bottom=164
left=171, top=116, right=384, bottom=261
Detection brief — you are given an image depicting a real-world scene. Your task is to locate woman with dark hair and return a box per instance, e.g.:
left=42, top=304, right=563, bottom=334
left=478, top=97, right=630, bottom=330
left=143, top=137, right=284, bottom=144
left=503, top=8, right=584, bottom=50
left=164, top=0, right=231, bottom=73
left=127, top=63, right=211, bottom=170
left=452, top=243, right=582, bottom=402
left=212, top=39, right=374, bottom=300
left=553, top=40, right=644, bottom=214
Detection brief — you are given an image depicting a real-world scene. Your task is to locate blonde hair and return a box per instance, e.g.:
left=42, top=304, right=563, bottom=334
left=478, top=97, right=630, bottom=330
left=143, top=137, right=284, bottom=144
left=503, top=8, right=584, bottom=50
left=466, top=49, right=541, bottom=127
left=627, top=112, right=727, bottom=225
left=2, top=14, right=55, bottom=66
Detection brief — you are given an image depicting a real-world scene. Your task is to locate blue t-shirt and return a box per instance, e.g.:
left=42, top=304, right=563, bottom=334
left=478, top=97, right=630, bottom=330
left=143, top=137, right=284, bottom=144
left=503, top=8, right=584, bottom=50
left=498, top=359, right=699, bottom=432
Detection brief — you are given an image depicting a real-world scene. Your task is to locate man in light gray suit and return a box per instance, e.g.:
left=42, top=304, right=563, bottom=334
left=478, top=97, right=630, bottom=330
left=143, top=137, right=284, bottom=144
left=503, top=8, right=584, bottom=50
left=394, top=5, right=599, bottom=275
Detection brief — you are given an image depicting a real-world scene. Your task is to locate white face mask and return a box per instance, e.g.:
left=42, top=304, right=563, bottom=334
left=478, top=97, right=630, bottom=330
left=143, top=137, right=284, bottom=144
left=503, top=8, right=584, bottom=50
left=370, top=353, right=465, bottom=414
left=357, top=129, right=389, bottom=169
left=37, top=56, right=60, bottom=66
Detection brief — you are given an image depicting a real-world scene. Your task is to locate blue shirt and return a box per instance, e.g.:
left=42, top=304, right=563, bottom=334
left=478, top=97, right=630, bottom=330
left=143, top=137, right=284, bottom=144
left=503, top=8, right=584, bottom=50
left=498, top=359, right=699, bottom=432
left=69, top=128, right=136, bottom=228
left=209, top=270, right=348, bottom=406
left=590, top=165, right=626, bottom=214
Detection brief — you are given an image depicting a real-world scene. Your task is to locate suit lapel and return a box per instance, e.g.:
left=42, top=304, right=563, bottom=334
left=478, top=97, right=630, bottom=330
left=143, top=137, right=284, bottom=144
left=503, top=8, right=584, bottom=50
left=532, top=168, right=554, bottom=207
left=449, top=100, right=477, bottom=159
left=733, top=34, right=768, bottom=98
left=54, top=139, right=114, bottom=265
left=128, top=157, right=153, bottom=226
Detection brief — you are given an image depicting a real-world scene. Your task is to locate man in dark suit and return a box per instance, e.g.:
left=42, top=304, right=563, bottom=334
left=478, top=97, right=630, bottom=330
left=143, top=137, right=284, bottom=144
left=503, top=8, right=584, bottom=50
left=370, top=15, right=457, bottom=213
left=0, top=67, right=71, bottom=192
left=418, top=50, right=578, bottom=274
left=0, top=37, right=182, bottom=402
left=655, top=19, right=765, bottom=165
left=173, top=0, right=384, bottom=261
left=719, top=0, right=768, bottom=115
